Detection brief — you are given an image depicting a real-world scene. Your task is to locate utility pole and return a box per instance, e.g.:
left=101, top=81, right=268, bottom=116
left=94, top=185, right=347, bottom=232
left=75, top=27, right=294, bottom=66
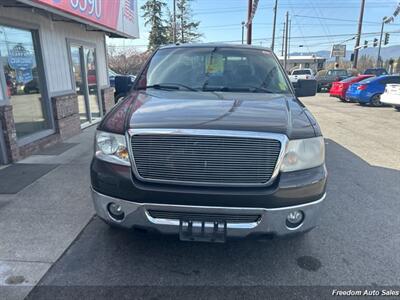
left=247, top=0, right=253, bottom=44
left=173, top=0, right=177, bottom=43
left=284, top=11, right=289, bottom=71
left=353, top=0, right=366, bottom=69
left=271, top=0, right=278, bottom=51
left=241, top=21, right=245, bottom=44
left=281, top=22, right=285, bottom=56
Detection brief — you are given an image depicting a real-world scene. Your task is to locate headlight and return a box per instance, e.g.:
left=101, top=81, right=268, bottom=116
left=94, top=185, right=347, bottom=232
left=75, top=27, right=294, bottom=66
left=280, top=137, right=325, bottom=172
left=95, top=131, right=130, bottom=166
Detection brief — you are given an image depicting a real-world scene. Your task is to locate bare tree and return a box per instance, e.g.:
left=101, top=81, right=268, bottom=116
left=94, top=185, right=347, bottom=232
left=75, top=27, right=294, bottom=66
left=107, top=48, right=150, bottom=76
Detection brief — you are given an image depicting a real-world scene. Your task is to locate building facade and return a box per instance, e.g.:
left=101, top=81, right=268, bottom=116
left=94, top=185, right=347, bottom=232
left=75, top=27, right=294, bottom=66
left=0, top=0, right=138, bottom=164
left=277, top=55, right=327, bottom=74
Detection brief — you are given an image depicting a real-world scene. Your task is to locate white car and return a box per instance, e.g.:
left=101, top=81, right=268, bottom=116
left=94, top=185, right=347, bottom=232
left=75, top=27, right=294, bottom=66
left=289, top=68, right=315, bottom=83
left=380, top=84, right=400, bottom=111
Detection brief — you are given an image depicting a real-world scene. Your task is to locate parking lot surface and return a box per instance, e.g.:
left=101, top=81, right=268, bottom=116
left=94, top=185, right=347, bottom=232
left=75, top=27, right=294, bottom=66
left=28, top=94, right=400, bottom=299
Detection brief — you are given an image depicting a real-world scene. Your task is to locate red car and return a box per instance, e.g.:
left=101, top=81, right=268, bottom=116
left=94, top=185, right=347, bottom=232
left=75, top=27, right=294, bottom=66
left=330, top=75, right=374, bottom=101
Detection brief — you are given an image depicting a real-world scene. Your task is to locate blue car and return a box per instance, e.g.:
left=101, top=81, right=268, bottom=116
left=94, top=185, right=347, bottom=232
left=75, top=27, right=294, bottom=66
left=346, top=75, right=400, bottom=106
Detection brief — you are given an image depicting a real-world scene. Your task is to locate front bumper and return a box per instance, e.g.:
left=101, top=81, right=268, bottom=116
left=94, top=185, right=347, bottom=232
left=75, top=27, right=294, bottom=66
left=92, top=188, right=326, bottom=238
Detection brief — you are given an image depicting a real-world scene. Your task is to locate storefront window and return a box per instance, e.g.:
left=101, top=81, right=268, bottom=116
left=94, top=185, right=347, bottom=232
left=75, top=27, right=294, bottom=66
left=0, top=25, right=50, bottom=138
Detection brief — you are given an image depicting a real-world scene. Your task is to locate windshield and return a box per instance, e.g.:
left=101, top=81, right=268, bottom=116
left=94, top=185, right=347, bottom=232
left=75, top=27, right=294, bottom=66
left=136, top=47, right=291, bottom=94
left=341, top=76, right=357, bottom=83
left=358, top=77, right=375, bottom=84
left=327, top=70, right=348, bottom=76
left=108, top=69, right=118, bottom=76
left=292, top=69, right=311, bottom=75
left=364, top=69, right=388, bottom=76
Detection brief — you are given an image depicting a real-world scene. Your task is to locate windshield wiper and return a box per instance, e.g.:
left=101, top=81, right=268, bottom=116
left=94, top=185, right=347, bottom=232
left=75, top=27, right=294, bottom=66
left=137, top=83, right=198, bottom=92
left=202, top=86, right=274, bottom=93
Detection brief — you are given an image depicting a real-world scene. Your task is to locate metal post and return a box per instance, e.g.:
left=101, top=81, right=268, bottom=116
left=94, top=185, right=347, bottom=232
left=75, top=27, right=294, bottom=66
left=173, top=0, right=177, bottom=43
left=241, top=22, right=245, bottom=44
left=271, top=0, right=278, bottom=51
left=353, top=0, right=366, bottom=69
left=288, top=18, right=291, bottom=59
left=377, top=18, right=385, bottom=68
left=247, top=0, right=253, bottom=45
left=284, top=11, right=289, bottom=71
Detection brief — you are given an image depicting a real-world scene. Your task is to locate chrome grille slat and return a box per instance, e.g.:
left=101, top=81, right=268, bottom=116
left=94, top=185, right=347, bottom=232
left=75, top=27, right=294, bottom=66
left=147, top=210, right=261, bottom=223
left=130, top=130, right=283, bottom=187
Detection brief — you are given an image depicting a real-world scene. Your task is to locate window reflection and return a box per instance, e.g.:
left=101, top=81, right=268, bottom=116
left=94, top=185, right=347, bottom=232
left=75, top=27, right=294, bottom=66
left=0, top=25, right=49, bottom=138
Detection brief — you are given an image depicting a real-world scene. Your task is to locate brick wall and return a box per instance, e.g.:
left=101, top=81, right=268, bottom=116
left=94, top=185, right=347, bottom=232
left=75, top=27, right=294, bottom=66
left=52, top=93, right=81, bottom=140
left=0, top=105, right=19, bottom=162
left=101, top=87, right=115, bottom=114
left=0, top=93, right=82, bottom=163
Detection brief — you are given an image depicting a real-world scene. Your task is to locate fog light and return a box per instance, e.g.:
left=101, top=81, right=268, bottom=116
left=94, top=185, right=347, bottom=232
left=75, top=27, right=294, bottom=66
left=107, top=202, right=125, bottom=221
left=286, top=210, right=304, bottom=228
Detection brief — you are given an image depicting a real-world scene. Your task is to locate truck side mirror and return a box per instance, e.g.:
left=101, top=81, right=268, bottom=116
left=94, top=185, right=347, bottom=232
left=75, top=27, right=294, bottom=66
left=295, top=79, right=317, bottom=97
left=115, top=76, right=133, bottom=94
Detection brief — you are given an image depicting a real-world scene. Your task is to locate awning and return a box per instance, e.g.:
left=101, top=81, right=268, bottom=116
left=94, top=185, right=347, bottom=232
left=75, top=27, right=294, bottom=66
left=16, top=0, right=139, bottom=39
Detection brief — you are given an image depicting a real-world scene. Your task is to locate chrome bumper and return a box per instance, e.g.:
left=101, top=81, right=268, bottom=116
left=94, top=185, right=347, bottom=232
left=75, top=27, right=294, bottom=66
left=91, top=188, right=326, bottom=238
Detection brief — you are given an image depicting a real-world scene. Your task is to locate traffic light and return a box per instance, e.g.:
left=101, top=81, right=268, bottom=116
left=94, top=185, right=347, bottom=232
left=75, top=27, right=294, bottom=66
left=363, top=40, right=368, bottom=48
left=373, top=38, right=378, bottom=47
left=384, top=33, right=390, bottom=45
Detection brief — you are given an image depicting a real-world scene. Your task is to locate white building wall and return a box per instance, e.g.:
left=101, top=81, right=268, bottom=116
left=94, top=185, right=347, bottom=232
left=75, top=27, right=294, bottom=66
left=0, top=7, right=109, bottom=97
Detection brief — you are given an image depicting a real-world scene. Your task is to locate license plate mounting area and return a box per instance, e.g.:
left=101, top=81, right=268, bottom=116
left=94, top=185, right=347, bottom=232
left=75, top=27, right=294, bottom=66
left=179, top=220, right=227, bottom=243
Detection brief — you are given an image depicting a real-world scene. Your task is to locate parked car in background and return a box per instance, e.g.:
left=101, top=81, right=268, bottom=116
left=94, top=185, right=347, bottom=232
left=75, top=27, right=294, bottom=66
left=329, top=74, right=374, bottom=101
left=380, top=84, right=400, bottom=111
left=289, top=68, right=315, bottom=84
left=316, top=69, right=349, bottom=92
left=108, top=69, right=136, bottom=102
left=91, top=44, right=326, bottom=242
left=345, top=75, right=400, bottom=106
left=363, top=68, right=388, bottom=76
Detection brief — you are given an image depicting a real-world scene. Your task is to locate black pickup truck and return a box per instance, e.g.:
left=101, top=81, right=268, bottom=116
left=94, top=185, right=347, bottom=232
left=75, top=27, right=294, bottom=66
left=91, top=44, right=327, bottom=242
left=316, top=69, right=350, bottom=92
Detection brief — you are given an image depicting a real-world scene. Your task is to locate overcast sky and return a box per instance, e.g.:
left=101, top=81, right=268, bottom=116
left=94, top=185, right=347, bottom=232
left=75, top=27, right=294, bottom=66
left=107, top=0, right=400, bottom=54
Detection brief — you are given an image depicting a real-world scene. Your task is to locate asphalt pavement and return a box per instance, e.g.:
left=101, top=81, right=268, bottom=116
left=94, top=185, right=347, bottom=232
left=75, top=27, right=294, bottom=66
left=26, top=94, right=400, bottom=299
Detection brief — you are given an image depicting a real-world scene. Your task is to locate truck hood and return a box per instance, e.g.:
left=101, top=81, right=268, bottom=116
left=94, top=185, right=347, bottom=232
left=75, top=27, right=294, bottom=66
left=122, top=90, right=317, bottom=139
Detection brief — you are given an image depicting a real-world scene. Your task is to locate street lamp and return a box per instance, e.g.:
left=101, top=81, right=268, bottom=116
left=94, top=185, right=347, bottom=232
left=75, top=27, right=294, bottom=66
left=241, top=21, right=245, bottom=44
left=377, top=16, right=390, bottom=68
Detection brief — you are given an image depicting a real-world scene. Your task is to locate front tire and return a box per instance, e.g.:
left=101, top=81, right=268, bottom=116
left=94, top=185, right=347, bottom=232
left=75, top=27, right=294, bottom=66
left=371, top=94, right=383, bottom=107
left=395, top=106, right=400, bottom=111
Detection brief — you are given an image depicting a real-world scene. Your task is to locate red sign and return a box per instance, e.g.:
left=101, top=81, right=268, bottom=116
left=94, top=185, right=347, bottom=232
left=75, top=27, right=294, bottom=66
left=34, top=0, right=120, bottom=31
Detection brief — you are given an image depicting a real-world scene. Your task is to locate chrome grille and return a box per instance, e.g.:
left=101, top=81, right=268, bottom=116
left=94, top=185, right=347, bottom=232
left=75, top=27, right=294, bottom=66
left=130, top=131, right=282, bottom=186
left=147, top=210, right=261, bottom=223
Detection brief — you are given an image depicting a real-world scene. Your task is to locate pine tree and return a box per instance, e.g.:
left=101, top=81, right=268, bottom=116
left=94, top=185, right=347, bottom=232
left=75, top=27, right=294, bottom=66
left=165, top=6, right=175, bottom=44
left=176, top=0, right=201, bottom=43
left=141, top=0, right=168, bottom=50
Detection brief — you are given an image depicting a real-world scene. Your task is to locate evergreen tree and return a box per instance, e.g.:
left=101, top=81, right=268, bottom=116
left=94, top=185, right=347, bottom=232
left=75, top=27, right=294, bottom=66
left=396, top=57, right=400, bottom=73
left=176, top=0, right=201, bottom=43
left=141, top=0, right=168, bottom=50
left=165, top=6, right=175, bottom=44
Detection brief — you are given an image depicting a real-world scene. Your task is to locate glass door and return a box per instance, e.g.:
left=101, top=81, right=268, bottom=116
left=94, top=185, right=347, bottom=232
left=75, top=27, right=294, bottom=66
left=70, top=46, right=89, bottom=124
left=69, top=44, right=101, bottom=126
left=84, top=47, right=101, bottom=121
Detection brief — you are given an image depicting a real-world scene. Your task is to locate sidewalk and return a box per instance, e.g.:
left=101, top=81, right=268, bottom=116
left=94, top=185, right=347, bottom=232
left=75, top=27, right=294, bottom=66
left=0, top=126, right=97, bottom=300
